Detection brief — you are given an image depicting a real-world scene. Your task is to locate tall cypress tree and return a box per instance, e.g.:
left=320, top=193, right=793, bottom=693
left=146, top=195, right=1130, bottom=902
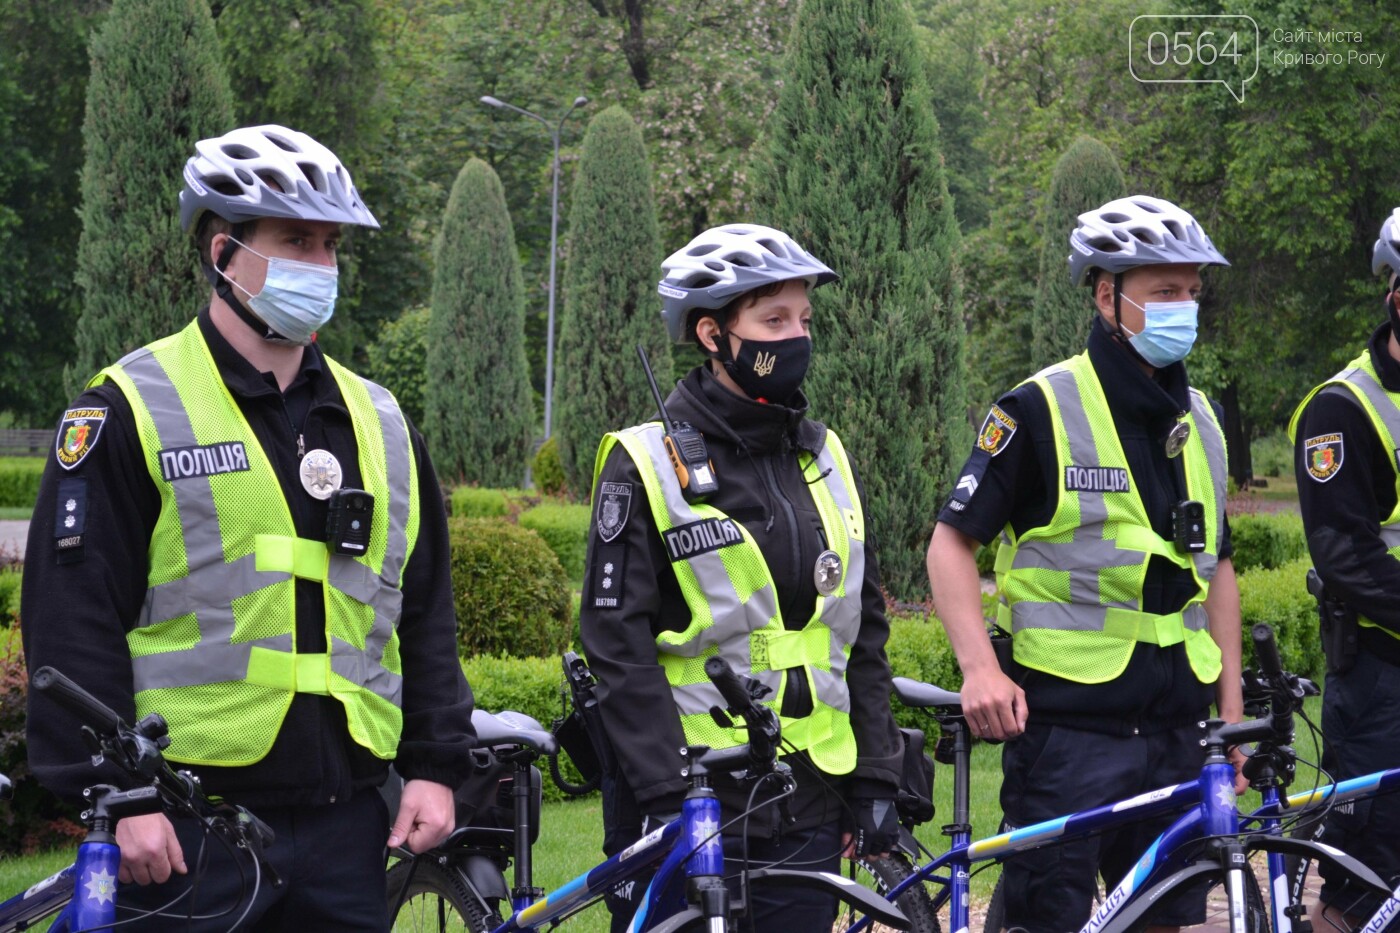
left=555, top=106, right=670, bottom=496
left=754, top=0, right=966, bottom=600
left=68, top=0, right=233, bottom=392
left=1031, top=136, right=1126, bottom=371
left=424, top=159, right=534, bottom=486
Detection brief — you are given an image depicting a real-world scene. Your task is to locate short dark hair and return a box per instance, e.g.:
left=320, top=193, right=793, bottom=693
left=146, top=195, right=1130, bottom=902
left=690, top=280, right=790, bottom=346
left=194, top=214, right=258, bottom=270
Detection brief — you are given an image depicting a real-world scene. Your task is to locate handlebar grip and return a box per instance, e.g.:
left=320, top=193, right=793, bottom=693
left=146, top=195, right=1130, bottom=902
left=31, top=666, right=124, bottom=736
left=1251, top=624, right=1283, bottom=680
left=705, top=657, right=753, bottom=712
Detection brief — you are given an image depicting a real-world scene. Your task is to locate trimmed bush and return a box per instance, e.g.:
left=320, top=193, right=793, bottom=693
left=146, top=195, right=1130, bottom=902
left=364, top=307, right=429, bottom=430
left=0, top=568, right=19, bottom=625
left=1237, top=556, right=1323, bottom=679
left=519, top=504, right=590, bottom=585
left=1251, top=431, right=1294, bottom=480
left=0, top=626, right=83, bottom=854
left=531, top=436, right=569, bottom=499
left=450, top=487, right=511, bottom=519
left=1230, top=512, right=1306, bottom=574
left=0, top=458, right=43, bottom=509
left=974, top=538, right=1001, bottom=577
left=884, top=614, right=963, bottom=732
left=461, top=653, right=580, bottom=803
left=448, top=517, right=571, bottom=659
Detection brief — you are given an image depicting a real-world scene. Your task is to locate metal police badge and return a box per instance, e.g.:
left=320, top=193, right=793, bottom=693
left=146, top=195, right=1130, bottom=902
left=299, top=449, right=343, bottom=500
left=1164, top=420, right=1192, bottom=459
left=1304, top=433, right=1344, bottom=483
left=596, top=481, right=632, bottom=542
left=976, top=405, right=1017, bottom=457
left=55, top=407, right=107, bottom=471
left=814, top=549, right=843, bottom=597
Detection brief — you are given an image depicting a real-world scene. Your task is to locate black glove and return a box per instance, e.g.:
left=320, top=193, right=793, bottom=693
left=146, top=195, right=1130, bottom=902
left=852, top=797, right=899, bottom=857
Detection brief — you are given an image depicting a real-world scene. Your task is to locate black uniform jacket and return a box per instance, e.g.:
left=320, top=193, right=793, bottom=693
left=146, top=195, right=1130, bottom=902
left=1293, top=321, right=1400, bottom=665
left=579, top=365, right=904, bottom=831
left=938, top=320, right=1233, bottom=734
left=22, top=310, right=475, bottom=809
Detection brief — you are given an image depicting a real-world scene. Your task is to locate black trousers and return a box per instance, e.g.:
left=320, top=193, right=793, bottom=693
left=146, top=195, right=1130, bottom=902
left=115, top=789, right=391, bottom=931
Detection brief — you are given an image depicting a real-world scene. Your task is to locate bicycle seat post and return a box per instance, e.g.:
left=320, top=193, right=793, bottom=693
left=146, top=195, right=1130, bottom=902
left=511, top=754, right=543, bottom=909
left=940, top=716, right=973, bottom=843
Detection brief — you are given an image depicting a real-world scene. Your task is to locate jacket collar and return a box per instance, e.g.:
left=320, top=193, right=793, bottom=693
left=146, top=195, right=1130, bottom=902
left=664, top=364, right=827, bottom=456
left=1366, top=321, right=1400, bottom=393
left=1088, top=317, right=1192, bottom=429
left=197, top=307, right=325, bottom=400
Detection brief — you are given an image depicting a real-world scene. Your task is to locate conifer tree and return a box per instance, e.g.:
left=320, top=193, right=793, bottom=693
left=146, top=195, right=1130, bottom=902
left=424, top=159, right=534, bottom=486
left=68, top=0, right=232, bottom=391
left=1031, top=136, right=1126, bottom=371
left=754, top=0, right=966, bottom=599
left=555, top=106, right=670, bottom=496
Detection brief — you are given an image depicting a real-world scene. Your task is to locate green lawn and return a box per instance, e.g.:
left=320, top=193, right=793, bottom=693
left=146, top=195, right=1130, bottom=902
left=0, top=506, right=31, bottom=520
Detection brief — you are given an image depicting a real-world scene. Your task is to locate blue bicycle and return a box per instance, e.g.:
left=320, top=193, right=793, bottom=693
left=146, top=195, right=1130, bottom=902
left=0, top=667, right=276, bottom=933
left=387, top=656, right=911, bottom=932
left=847, top=624, right=1400, bottom=933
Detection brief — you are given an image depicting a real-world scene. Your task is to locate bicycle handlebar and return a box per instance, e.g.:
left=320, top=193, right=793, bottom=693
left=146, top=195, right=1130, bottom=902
left=703, top=657, right=783, bottom=777
left=31, top=666, right=278, bottom=874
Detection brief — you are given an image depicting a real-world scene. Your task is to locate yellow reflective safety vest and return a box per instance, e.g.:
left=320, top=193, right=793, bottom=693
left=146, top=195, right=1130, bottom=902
left=1289, top=350, right=1400, bottom=642
left=994, top=353, right=1227, bottom=684
left=594, top=422, right=864, bottom=775
left=92, top=320, right=419, bottom=766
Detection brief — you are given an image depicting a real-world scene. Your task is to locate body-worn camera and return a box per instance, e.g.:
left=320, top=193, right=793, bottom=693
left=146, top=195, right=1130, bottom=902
left=326, top=488, right=374, bottom=555
left=1171, top=499, right=1207, bottom=553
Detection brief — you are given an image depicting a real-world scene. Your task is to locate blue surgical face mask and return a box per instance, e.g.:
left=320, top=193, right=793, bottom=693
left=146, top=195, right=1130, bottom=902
left=222, top=238, right=338, bottom=346
left=1120, top=295, right=1199, bottom=367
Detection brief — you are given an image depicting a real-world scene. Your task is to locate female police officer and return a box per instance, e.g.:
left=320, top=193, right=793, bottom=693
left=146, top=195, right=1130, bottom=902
left=578, top=224, right=905, bottom=930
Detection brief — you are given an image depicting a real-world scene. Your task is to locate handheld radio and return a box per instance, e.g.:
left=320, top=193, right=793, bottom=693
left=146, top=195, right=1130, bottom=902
left=638, top=344, right=718, bottom=501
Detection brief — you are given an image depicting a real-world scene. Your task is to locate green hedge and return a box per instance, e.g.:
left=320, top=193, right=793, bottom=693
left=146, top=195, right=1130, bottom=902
left=0, top=568, right=20, bottom=625
left=0, top=458, right=44, bottom=509
left=1229, top=512, right=1307, bottom=574
left=450, top=486, right=513, bottom=519
left=1237, top=556, right=1323, bottom=679
left=519, top=503, right=590, bottom=584
left=448, top=517, right=572, bottom=658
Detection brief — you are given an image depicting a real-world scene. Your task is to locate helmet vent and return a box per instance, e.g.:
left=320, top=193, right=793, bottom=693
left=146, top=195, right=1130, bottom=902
left=683, top=273, right=719, bottom=288
left=255, top=170, right=289, bottom=194
left=756, top=238, right=787, bottom=257
left=1101, top=212, right=1130, bottom=224
left=686, top=243, right=721, bottom=257
left=1162, top=220, right=1185, bottom=241
left=1091, top=236, right=1125, bottom=253
left=1132, top=198, right=1163, bottom=213
left=233, top=168, right=255, bottom=186
left=704, top=260, right=727, bottom=272
left=1128, top=226, right=1162, bottom=245
left=208, top=175, right=244, bottom=196
left=297, top=162, right=327, bottom=193
left=221, top=143, right=260, bottom=161
left=263, top=132, right=300, bottom=153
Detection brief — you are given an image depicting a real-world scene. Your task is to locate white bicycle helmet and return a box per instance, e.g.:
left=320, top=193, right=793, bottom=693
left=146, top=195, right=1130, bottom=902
left=1373, top=207, right=1400, bottom=278
left=179, top=124, right=378, bottom=233
left=658, top=224, right=837, bottom=344
left=1068, top=195, right=1227, bottom=286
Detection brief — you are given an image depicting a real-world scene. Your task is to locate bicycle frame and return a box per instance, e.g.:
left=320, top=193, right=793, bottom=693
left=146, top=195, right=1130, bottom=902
left=0, top=833, right=126, bottom=933
left=852, top=759, right=1400, bottom=933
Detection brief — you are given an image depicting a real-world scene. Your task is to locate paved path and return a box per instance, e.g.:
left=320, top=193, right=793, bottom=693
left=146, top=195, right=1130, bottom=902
left=0, top=520, right=27, bottom=561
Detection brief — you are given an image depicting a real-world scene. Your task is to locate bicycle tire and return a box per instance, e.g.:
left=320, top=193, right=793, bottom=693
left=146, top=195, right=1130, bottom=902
left=1123, top=864, right=1266, bottom=933
left=832, top=853, right=940, bottom=933
left=983, top=874, right=1005, bottom=933
left=387, top=857, right=504, bottom=933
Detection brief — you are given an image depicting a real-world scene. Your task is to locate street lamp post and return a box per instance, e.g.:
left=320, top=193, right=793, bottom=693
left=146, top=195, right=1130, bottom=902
left=480, top=94, right=589, bottom=442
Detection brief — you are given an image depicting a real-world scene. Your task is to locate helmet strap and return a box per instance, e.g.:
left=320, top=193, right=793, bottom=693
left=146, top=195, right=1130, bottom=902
left=211, top=222, right=281, bottom=341
left=1387, top=277, right=1400, bottom=338
left=1111, top=272, right=1129, bottom=341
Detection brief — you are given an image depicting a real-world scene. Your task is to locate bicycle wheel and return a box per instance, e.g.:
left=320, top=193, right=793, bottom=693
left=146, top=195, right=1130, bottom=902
left=1125, top=863, right=1265, bottom=933
left=832, top=853, right=940, bottom=933
left=387, top=858, right=503, bottom=933
left=983, top=874, right=1005, bottom=933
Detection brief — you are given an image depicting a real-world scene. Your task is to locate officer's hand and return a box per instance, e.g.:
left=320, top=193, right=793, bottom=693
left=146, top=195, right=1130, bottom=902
left=116, top=812, right=187, bottom=885
left=960, top=668, right=1027, bottom=742
left=841, top=797, right=899, bottom=860
left=389, top=779, right=456, bottom=854
left=1228, top=745, right=1250, bottom=795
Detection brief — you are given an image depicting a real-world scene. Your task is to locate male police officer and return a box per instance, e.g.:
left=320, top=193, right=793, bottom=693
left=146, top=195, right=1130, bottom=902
left=928, top=196, right=1244, bottom=931
left=23, top=125, right=474, bottom=929
left=1289, top=207, right=1400, bottom=927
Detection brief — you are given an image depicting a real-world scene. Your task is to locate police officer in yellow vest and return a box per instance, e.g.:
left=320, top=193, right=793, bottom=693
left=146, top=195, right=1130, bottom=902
left=1289, top=207, right=1400, bottom=928
left=579, top=224, right=905, bottom=930
left=928, top=196, right=1245, bottom=931
left=22, top=125, right=475, bottom=930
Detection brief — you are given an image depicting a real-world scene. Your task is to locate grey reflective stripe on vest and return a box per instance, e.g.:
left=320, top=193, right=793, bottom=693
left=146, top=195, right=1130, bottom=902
left=119, top=347, right=291, bottom=692
left=1188, top=388, right=1226, bottom=582
left=623, top=424, right=861, bottom=718
left=326, top=376, right=411, bottom=705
